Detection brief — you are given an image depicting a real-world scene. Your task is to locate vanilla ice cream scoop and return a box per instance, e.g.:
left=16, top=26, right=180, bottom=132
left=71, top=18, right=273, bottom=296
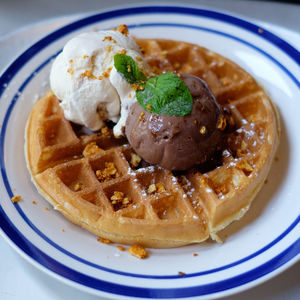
left=50, top=26, right=150, bottom=136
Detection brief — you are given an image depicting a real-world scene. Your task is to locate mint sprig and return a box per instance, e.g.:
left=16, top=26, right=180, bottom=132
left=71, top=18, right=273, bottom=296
left=137, top=72, right=193, bottom=116
left=114, top=54, right=193, bottom=116
left=114, top=54, right=146, bottom=84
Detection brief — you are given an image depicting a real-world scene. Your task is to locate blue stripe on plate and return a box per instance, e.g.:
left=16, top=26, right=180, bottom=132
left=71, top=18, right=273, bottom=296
left=1, top=21, right=300, bottom=279
left=0, top=206, right=299, bottom=298
left=0, top=6, right=300, bottom=298
left=1, top=6, right=299, bottom=96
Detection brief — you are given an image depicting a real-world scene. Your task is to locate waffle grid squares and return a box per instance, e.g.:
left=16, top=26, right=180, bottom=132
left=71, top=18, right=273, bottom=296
left=26, top=39, right=279, bottom=247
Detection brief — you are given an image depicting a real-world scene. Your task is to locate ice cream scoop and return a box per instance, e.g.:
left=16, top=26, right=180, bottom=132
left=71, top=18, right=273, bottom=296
left=125, top=74, right=224, bottom=170
left=50, top=25, right=150, bottom=136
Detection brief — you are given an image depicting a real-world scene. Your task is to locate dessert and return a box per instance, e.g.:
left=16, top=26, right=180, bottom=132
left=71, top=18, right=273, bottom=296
left=25, top=26, right=280, bottom=248
left=125, top=74, right=224, bottom=170
left=50, top=26, right=150, bottom=136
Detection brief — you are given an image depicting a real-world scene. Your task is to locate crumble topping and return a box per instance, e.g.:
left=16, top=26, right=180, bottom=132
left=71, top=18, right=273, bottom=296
left=147, top=183, right=165, bottom=194
left=110, top=191, right=132, bottom=209
left=97, top=237, right=112, bottom=244
left=73, top=182, right=83, bottom=191
left=11, top=195, right=21, bottom=203
left=102, top=67, right=112, bottom=78
left=128, top=244, right=147, bottom=259
left=131, top=83, right=145, bottom=91
left=130, top=153, right=142, bottom=168
left=96, top=162, right=120, bottom=182
left=116, top=49, right=127, bottom=55
left=83, top=142, right=104, bottom=157
left=117, top=245, right=126, bottom=251
left=81, top=70, right=96, bottom=80
left=200, top=125, right=207, bottom=135
left=117, top=24, right=129, bottom=36
left=138, top=112, right=145, bottom=122
left=101, top=126, right=111, bottom=136
left=217, top=115, right=227, bottom=130
left=102, top=36, right=117, bottom=43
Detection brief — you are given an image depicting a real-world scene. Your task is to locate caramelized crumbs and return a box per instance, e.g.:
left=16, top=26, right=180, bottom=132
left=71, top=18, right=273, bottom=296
left=97, top=237, right=112, bottom=244
left=96, top=162, right=120, bottom=182
left=147, top=183, right=165, bottom=194
left=110, top=191, right=132, bottom=209
left=83, top=142, right=105, bottom=157
left=128, top=244, right=147, bottom=259
left=11, top=195, right=21, bottom=203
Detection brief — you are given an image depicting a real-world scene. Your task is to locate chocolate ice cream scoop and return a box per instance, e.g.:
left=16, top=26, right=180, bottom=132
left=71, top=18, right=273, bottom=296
left=125, top=74, right=224, bottom=170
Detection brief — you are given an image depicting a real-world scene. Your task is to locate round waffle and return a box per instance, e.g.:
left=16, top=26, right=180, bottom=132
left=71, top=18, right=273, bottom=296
left=25, top=39, right=280, bottom=248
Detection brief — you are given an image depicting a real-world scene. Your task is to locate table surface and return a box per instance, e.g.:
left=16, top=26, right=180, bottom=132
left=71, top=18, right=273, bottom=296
left=0, top=0, right=299, bottom=299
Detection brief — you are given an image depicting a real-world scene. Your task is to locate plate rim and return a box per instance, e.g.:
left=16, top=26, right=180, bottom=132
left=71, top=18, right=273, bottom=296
left=0, top=4, right=300, bottom=299
left=0, top=4, right=299, bottom=87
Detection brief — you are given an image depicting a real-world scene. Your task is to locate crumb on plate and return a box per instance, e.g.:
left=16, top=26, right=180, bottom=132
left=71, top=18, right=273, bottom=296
left=97, top=236, right=112, bottom=244
left=11, top=195, right=21, bottom=203
left=117, top=245, right=126, bottom=251
left=128, top=244, right=147, bottom=259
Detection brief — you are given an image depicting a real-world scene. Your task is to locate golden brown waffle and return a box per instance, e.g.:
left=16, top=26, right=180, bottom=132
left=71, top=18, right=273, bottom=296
left=25, top=39, right=280, bottom=248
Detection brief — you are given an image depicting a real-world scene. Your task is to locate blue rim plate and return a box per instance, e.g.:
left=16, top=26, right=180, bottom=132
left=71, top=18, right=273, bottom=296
left=0, top=5, right=299, bottom=299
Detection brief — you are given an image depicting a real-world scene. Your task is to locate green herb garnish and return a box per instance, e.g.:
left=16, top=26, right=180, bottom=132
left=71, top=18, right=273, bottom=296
left=136, top=72, right=193, bottom=116
left=114, top=54, right=193, bottom=116
left=114, top=54, right=147, bottom=84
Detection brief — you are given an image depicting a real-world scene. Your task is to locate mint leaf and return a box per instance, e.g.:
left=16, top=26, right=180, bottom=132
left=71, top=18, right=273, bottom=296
left=114, top=54, right=146, bottom=84
left=136, top=72, right=193, bottom=116
left=114, top=55, right=193, bottom=117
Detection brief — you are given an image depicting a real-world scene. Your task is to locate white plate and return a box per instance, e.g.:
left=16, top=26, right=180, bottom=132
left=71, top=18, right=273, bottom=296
left=0, top=5, right=299, bottom=300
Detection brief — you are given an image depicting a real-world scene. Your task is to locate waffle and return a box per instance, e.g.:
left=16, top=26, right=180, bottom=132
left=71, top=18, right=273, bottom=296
left=25, top=39, right=280, bottom=248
